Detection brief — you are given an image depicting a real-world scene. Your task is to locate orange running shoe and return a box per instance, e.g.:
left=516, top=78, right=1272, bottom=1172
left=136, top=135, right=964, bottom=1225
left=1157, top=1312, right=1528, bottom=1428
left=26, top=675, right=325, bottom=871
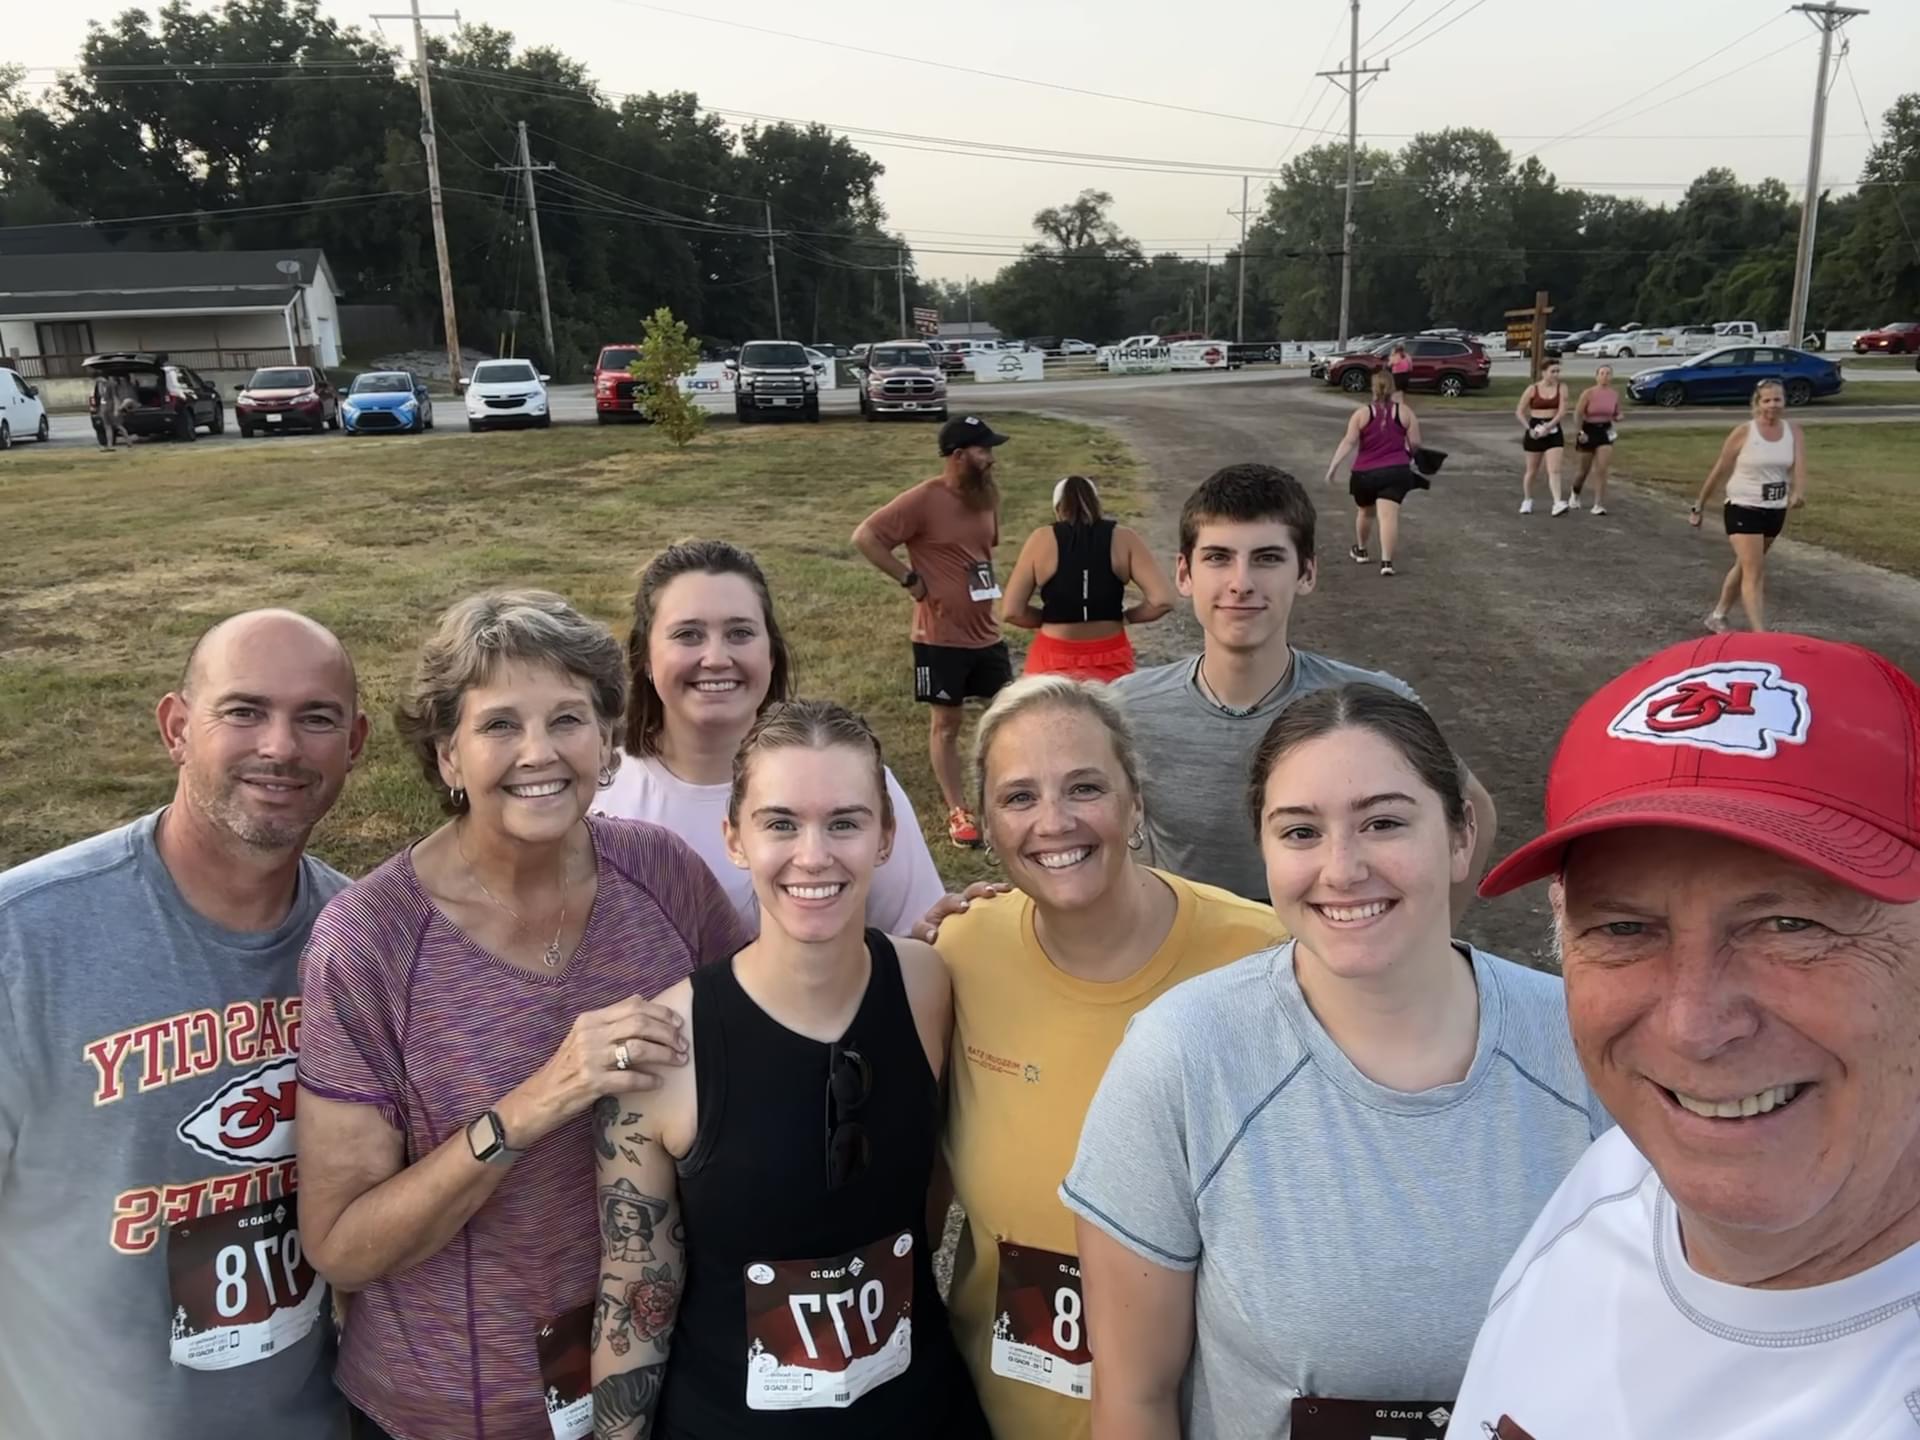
left=946, top=807, right=983, bottom=848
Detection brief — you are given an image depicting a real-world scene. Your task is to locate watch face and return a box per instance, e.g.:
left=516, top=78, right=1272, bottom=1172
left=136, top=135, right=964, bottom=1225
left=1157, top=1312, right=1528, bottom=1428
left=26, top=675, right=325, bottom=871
left=469, top=1112, right=502, bottom=1159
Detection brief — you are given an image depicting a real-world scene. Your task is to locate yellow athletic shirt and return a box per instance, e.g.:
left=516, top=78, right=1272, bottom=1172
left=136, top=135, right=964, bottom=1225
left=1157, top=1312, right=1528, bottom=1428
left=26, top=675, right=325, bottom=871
left=937, top=869, right=1284, bottom=1440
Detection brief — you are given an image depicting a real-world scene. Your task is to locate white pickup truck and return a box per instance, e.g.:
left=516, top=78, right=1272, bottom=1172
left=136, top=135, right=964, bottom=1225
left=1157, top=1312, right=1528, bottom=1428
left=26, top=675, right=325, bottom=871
left=1097, top=334, right=1163, bottom=370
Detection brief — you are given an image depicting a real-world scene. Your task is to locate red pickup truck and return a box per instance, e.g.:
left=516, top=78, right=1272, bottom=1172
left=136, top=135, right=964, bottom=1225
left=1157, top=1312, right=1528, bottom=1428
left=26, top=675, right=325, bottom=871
left=593, top=343, right=647, bottom=423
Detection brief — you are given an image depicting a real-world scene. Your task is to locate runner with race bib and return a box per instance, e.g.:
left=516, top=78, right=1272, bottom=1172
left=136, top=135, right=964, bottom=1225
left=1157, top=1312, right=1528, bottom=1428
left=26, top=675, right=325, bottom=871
left=1689, top=378, right=1809, bottom=635
left=927, top=675, right=1282, bottom=1440
left=590, top=701, right=984, bottom=1439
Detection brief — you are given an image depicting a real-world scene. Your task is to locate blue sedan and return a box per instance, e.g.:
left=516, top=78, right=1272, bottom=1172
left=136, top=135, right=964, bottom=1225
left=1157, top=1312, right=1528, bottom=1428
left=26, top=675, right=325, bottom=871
left=1626, top=346, right=1843, bottom=408
left=342, top=370, right=434, bottom=434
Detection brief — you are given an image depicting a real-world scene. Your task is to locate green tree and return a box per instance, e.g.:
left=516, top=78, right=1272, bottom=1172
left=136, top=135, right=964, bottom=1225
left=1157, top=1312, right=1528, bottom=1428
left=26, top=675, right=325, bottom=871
left=634, top=306, right=705, bottom=446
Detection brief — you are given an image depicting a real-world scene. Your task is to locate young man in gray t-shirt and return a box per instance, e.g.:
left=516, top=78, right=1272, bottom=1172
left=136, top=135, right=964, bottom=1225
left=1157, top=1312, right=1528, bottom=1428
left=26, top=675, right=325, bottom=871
left=1110, top=465, right=1496, bottom=909
left=0, top=611, right=366, bottom=1439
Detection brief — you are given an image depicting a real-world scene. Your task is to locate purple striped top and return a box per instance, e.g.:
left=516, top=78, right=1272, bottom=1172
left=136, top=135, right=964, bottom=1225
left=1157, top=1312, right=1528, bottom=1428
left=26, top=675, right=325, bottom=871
left=297, top=816, right=750, bottom=1440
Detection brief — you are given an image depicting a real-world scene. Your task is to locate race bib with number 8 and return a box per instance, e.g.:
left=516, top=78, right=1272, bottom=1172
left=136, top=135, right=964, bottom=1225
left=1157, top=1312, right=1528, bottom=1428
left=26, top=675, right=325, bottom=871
left=742, top=1231, right=914, bottom=1410
left=166, top=1194, right=324, bottom=1372
left=968, top=560, right=1002, bottom=602
left=989, top=1242, right=1091, bottom=1400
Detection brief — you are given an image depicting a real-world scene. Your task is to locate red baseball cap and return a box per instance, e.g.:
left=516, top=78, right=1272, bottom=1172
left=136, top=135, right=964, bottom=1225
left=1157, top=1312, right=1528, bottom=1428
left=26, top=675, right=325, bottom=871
left=1480, top=633, right=1920, bottom=901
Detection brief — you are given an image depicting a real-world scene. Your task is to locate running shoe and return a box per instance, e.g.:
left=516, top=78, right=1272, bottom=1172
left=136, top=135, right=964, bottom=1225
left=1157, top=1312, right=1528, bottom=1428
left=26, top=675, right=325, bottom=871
left=1704, top=610, right=1729, bottom=634
left=1518, top=499, right=1534, bottom=515
left=1551, top=500, right=1571, bottom=517
left=1568, top=494, right=1583, bottom=511
left=1379, top=561, right=1396, bottom=577
left=1349, top=545, right=1369, bottom=563
left=1591, top=503, right=1608, bottom=515
left=947, top=807, right=984, bottom=848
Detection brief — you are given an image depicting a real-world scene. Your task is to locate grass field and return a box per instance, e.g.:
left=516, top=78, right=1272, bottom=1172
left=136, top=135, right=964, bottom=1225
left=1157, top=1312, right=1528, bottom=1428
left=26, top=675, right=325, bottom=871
left=1608, top=424, right=1920, bottom=579
left=0, top=417, right=1138, bottom=879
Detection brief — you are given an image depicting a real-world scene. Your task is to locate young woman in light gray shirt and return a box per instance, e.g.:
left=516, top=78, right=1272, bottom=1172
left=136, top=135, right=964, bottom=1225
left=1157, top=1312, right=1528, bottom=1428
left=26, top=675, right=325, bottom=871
left=1062, top=683, right=1606, bottom=1440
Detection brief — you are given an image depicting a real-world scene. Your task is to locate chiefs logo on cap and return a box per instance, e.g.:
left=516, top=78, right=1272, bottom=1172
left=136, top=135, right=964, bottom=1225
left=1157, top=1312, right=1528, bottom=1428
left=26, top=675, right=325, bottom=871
left=1607, top=661, right=1811, bottom=757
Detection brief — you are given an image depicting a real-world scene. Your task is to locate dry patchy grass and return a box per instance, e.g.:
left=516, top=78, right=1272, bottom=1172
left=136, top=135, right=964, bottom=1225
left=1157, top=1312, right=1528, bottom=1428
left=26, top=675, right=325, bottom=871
left=0, top=416, right=1138, bottom=882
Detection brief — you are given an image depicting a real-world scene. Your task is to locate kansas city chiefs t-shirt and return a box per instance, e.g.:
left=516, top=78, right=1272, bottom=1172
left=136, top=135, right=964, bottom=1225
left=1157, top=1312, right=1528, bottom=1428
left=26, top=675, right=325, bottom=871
left=0, top=810, right=343, bottom=1439
left=1448, top=1126, right=1920, bottom=1440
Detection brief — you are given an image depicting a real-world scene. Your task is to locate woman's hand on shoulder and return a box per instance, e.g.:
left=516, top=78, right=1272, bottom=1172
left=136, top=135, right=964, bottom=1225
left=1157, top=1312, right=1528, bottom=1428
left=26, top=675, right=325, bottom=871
left=910, top=881, right=1012, bottom=943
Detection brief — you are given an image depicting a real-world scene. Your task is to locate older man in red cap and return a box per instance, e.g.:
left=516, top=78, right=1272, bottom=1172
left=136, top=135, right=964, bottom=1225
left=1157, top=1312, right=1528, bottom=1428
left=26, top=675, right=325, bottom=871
left=1447, top=633, right=1920, bottom=1438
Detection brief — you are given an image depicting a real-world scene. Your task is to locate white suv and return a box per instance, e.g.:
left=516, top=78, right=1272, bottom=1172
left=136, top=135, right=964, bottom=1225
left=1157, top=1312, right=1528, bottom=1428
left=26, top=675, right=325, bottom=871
left=462, top=360, right=551, bottom=432
left=0, top=368, right=50, bottom=449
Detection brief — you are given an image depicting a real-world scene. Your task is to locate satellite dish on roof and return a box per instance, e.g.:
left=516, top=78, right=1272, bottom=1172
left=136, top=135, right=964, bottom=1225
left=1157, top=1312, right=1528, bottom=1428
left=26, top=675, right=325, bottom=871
left=276, top=259, right=302, bottom=278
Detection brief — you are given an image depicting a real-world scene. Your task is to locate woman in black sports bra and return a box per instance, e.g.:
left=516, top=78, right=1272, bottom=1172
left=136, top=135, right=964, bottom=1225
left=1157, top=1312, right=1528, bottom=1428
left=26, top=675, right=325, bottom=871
left=1513, top=358, right=1569, bottom=516
left=589, top=700, right=984, bottom=1440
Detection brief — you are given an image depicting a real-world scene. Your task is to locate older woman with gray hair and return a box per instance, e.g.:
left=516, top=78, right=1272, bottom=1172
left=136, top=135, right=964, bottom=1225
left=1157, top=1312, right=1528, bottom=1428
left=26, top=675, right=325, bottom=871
left=297, top=590, right=749, bottom=1440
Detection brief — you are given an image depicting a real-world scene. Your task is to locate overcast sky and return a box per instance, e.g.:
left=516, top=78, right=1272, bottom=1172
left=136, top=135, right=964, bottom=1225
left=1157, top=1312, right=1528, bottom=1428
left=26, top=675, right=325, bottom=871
left=14, top=0, right=1916, bottom=282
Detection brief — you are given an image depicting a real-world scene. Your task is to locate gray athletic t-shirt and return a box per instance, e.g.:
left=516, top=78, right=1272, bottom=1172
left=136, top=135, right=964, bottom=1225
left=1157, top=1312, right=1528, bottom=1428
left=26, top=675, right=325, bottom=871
left=0, top=811, right=346, bottom=1439
left=1111, top=652, right=1420, bottom=901
left=1061, top=941, right=1606, bottom=1440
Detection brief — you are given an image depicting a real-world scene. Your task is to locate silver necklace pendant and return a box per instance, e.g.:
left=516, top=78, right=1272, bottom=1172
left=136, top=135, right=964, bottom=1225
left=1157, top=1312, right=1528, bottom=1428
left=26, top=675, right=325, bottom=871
left=542, top=938, right=563, bottom=968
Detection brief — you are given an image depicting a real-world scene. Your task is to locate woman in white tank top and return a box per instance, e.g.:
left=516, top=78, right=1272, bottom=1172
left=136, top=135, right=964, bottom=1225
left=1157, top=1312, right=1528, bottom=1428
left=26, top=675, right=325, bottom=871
left=1688, top=378, right=1807, bottom=632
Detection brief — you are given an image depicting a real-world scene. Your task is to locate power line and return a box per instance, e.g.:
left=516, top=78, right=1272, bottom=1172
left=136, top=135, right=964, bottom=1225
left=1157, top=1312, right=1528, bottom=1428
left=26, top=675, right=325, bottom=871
left=1521, top=9, right=1794, bottom=160
left=0, top=190, right=421, bottom=233
left=1358, top=0, right=1424, bottom=53
left=1378, top=0, right=1493, bottom=61
left=589, top=0, right=1341, bottom=133
left=1839, top=48, right=1919, bottom=263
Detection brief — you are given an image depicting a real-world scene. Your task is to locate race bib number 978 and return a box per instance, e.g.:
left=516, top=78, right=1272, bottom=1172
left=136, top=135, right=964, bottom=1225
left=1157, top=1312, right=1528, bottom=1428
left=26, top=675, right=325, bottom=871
left=742, top=1231, right=914, bottom=1410
left=990, top=1242, right=1090, bottom=1399
left=167, top=1194, right=324, bottom=1371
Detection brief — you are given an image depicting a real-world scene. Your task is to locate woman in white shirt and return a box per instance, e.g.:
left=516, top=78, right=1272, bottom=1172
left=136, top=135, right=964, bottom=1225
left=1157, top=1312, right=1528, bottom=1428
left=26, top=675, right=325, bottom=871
left=1689, top=378, right=1808, bottom=633
left=594, top=539, right=946, bottom=932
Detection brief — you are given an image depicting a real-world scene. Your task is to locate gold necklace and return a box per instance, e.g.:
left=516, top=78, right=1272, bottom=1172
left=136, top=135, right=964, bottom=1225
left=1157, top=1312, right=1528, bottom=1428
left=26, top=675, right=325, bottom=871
left=457, top=826, right=571, bottom=967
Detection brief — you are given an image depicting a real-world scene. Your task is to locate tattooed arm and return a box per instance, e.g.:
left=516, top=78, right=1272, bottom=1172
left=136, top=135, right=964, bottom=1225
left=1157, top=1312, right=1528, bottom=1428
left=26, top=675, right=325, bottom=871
left=591, top=1094, right=684, bottom=1440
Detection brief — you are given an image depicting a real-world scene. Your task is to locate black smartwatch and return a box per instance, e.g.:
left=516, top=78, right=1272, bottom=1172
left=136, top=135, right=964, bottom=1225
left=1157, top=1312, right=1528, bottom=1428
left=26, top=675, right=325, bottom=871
left=900, top=569, right=921, bottom=591
left=466, top=1109, right=520, bottom=1166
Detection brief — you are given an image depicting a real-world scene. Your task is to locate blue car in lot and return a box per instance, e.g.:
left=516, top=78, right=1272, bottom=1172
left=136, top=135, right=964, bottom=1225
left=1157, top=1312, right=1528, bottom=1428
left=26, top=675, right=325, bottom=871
left=342, top=370, right=434, bottom=434
left=1626, top=345, right=1843, bottom=408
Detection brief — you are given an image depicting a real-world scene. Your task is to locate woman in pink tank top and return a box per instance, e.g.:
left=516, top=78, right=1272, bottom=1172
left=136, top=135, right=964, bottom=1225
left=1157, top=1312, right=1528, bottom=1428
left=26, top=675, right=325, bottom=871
left=1323, top=369, right=1429, bottom=577
left=1571, top=364, right=1622, bottom=514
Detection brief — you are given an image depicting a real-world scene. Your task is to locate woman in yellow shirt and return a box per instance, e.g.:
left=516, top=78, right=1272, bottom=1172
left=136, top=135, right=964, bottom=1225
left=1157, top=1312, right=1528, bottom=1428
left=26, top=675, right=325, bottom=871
left=933, top=674, right=1284, bottom=1440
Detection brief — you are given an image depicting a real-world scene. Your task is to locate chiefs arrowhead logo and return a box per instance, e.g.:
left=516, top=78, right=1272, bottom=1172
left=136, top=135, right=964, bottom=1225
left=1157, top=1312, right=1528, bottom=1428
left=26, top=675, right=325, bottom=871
left=177, top=1057, right=298, bottom=1166
left=1607, top=661, right=1811, bottom=758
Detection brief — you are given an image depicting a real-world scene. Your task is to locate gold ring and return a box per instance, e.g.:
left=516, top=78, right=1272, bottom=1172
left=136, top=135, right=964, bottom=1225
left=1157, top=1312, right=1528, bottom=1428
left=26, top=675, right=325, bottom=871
left=614, top=1041, right=631, bottom=1071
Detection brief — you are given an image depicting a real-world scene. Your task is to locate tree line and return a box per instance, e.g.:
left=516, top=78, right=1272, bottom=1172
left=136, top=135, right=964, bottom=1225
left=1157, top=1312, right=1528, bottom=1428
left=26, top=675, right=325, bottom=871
left=0, top=0, right=930, bottom=368
left=972, top=108, right=1920, bottom=343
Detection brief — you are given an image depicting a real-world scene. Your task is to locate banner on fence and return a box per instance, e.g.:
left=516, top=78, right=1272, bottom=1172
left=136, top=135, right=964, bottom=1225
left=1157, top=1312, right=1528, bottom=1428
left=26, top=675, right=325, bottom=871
left=677, top=362, right=736, bottom=395
left=1170, top=341, right=1232, bottom=371
left=969, top=349, right=1045, bottom=383
left=1109, top=345, right=1172, bottom=375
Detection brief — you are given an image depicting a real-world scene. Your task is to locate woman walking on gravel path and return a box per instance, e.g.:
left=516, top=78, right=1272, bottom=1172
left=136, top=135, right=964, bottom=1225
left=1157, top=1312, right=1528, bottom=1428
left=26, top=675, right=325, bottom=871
left=1690, top=378, right=1806, bottom=633
left=1324, top=370, right=1428, bottom=577
left=1388, top=342, right=1413, bottom=394
left=1515, top=359, right=1569, bottom=515
left=1570, top=364, right=1620, bottom=514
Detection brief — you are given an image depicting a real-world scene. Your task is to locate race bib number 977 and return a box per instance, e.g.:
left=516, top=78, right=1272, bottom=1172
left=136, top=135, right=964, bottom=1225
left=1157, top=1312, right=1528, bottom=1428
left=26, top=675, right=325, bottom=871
left=167, top=1194, right=324, bottom=1371
left=742, top=1231, right=914, bottom=1410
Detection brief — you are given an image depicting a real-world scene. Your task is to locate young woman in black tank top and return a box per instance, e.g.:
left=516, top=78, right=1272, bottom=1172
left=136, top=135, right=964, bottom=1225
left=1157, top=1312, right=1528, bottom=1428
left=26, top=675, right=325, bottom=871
left=590, top=701, right=983, bottom=1439
left=1001, top=476, right=1176, bottom=684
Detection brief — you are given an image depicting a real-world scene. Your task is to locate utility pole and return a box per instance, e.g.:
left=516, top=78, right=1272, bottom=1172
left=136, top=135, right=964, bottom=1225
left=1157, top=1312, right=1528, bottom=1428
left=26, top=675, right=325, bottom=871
left=1786, top=2, right=1865, bottom=350
left=1203, top=244, right=1212, bottom=335
left=764, top=202, right=783, bottom=339
left=965, top=277, right=973, bottom=327
left=1229, top=178, right=1253, bottom=343
left=896, top=248, right=907, bottom=337
left=1320, top=0, right=1389, bottom=352
left=374, top=0, right=464, bottom=387
left=495, top=122, right=556, bottom=363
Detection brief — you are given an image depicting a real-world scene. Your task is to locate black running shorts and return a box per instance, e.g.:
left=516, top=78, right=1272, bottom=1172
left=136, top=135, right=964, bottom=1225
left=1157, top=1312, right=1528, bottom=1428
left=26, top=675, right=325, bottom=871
left=913, top=641, right=1014, bottom=707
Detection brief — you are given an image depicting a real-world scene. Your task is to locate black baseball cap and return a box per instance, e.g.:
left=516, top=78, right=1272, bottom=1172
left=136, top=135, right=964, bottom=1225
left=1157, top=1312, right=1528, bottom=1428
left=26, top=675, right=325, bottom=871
left=938, top=415, right=1011, bottom=455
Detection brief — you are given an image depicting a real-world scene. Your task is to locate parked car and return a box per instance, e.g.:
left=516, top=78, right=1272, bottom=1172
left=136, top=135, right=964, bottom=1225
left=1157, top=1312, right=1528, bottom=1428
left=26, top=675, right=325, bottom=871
left=0, top=367, right=51, bottom=448
left=235, top=364, right=337, bottom=436
left=803, top=347, right=832, bottom=377
left=342, top=370, right=433, bottom=435
left=1024, top=336, right=1062, bottom=354
left=1060, top=338, right=1098, bottom=356
left=593, top=343, right=647, bottom=423
left=926, top=340, right=967, bottom=375
left=1586, top=326, right=1683, bottom=358
left=1557, top=326, right=1613, bottom=352
left=1854, top=321, right=1920, bottom=354
left=857, top=340, right=948, bottom=421
left=87, top=352, right=226, bottom=441
left=1625, top=346, right=1842, bottom=408
left=1321, top=335, right=1491, bottom=396
left=461, top=359, right=551, bottom=431
left=729, top=340, right=821, bottom=422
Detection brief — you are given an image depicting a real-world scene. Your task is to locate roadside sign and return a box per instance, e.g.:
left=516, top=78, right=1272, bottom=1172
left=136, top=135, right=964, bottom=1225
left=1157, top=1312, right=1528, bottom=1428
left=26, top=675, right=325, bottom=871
left=912, top=307, right=940, bottom=336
